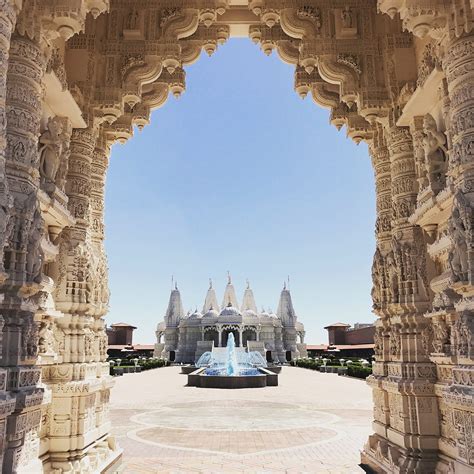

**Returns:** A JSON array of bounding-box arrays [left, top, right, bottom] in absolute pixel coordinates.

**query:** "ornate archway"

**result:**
[[0, 0, 473, 472]]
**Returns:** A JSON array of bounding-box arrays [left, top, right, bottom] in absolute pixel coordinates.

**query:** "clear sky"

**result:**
[[104, 39, 376, 345]]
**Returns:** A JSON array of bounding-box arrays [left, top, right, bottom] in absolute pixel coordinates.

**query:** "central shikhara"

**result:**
[[155, 278, 307, 364]]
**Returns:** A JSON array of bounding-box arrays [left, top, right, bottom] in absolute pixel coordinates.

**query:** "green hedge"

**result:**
[[139, 359, 169, 370], [293, 358, 372, 379], [347, 365, 372, 379], [108, 358, 169, 374]]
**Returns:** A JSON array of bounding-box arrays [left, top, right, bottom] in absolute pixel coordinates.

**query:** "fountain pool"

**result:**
[[187, 333, 278, 388]]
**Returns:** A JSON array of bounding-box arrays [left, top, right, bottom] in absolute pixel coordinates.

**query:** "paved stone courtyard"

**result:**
[[110, 366, 372, 473]]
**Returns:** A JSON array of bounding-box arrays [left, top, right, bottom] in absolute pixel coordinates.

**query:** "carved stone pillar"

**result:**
[[1, 5, 48, 470], [45, 127, 120, 472], [363, 124, 440, 472], [442, 33, 474, 472], [0, 0, 21, 282]]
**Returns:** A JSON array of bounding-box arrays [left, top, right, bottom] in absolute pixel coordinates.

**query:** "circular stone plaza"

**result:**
[[110, 366, 372, 473]]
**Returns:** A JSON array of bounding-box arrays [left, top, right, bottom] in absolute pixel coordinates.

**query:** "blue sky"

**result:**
[[104, 39, 376, 344]]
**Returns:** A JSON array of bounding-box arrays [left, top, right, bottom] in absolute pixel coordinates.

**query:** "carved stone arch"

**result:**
[[180, 42, 204, 66], [275, 40, 300, 66], [161, 8, 200, 40], [311, 80, 340, 110], [317, 56, 359, 108], [122, 56, 163, 108], [279, 7, 323, 40], [132, 83, 170, 130]]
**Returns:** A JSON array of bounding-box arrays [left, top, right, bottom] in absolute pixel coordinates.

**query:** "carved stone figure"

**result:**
[[38, 320, 55, 355], [385, 252, 399, 303], [448, 197, 470, 283], [25, 207, 44, 283], [341, 7, 353, 28], [389, 327, 401, 357], [433, 317, 450, 353], [0, 192, 14, 273], [374, 327, 383, 357], [126, 9, 139, 29], [422, 114, 447, 193], [39, 117, 64, 185], [453, 312, 474, 358]]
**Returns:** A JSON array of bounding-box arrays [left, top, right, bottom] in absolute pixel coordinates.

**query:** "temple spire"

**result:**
[[277, 282, 297, 327], [222, 273, 239, 308], [241, 280, 258, 313], [203, 278, 220, 313], [165, 284, 184, 327]]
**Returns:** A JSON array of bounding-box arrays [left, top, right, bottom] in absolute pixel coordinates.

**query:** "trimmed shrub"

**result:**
[[347, 365, 372, 379]]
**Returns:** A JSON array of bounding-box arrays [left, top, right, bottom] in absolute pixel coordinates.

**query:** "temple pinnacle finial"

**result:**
[[283, 281, 287, 290], [287, 275, 290, 290], [171, 274, 174, 290], [227, 271, 231, 284], [209, 278, 213, 289], [246, 278, 250, 289], [175, 280, 178, 290]]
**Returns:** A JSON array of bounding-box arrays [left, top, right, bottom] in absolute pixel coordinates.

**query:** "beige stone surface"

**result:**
[[110, 366, 372, 473]]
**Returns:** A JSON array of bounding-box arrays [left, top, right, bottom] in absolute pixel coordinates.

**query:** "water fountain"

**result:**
[[188, 333, 278, 388]]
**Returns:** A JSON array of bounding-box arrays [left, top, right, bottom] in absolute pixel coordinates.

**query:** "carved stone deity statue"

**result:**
[[389, 327, 401, 357], [126, 8, 139, 29], [453, 311, 474, 358], [341, 7, 353, 28], [373, 327, 383, 357], [38, 320, 55, 355], [422, 114, 447, 193], [0, 191, 14, 274], [39, 117, 64, 186], [386, 251, 399, 303], [448, 194, 471, 282], [26, 207, 44, 283], [371, 248, 383, 309], [55, 119, 72, 191], [433, 317, 450, 353]]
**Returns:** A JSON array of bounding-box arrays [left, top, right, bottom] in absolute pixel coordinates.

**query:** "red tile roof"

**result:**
[[306, 343, 374, 351], [110, 322, 137, 328], [323, 322, 351, 329]]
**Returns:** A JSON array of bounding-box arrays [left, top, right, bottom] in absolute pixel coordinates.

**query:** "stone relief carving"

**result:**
[[38, 321, 55, 355], [39, 116, 64, 186], [448, 192, 472, 283], [422, 114, 447, 193]]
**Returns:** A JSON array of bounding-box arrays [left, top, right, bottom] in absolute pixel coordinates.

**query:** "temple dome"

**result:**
[[189, 309, 202, 320], [268, 309, 278, 319], [219, 304, 240, 317], [203, 308, 219, 319], [243, 309, 258, 319]]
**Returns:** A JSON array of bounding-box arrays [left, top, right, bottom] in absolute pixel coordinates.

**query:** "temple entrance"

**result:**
[[285, 351, 292, 362], [222, 329, 240, 347], [169, 351, 176, 362], [266, 351, 273, 363], [204, 329, 219, 347], [242, 329, 257, 347]]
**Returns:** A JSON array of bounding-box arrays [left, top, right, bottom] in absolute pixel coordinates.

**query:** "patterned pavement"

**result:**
[[110, 366, 372, 473]]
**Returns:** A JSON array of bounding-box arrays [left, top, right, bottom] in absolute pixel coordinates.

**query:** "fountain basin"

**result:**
[[180, 365, 198, 374], [187, 367, 278, 389]]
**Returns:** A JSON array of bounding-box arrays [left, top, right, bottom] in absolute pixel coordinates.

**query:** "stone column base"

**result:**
[[44, 435, 122, 473], [361, 434, 440, 473]]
